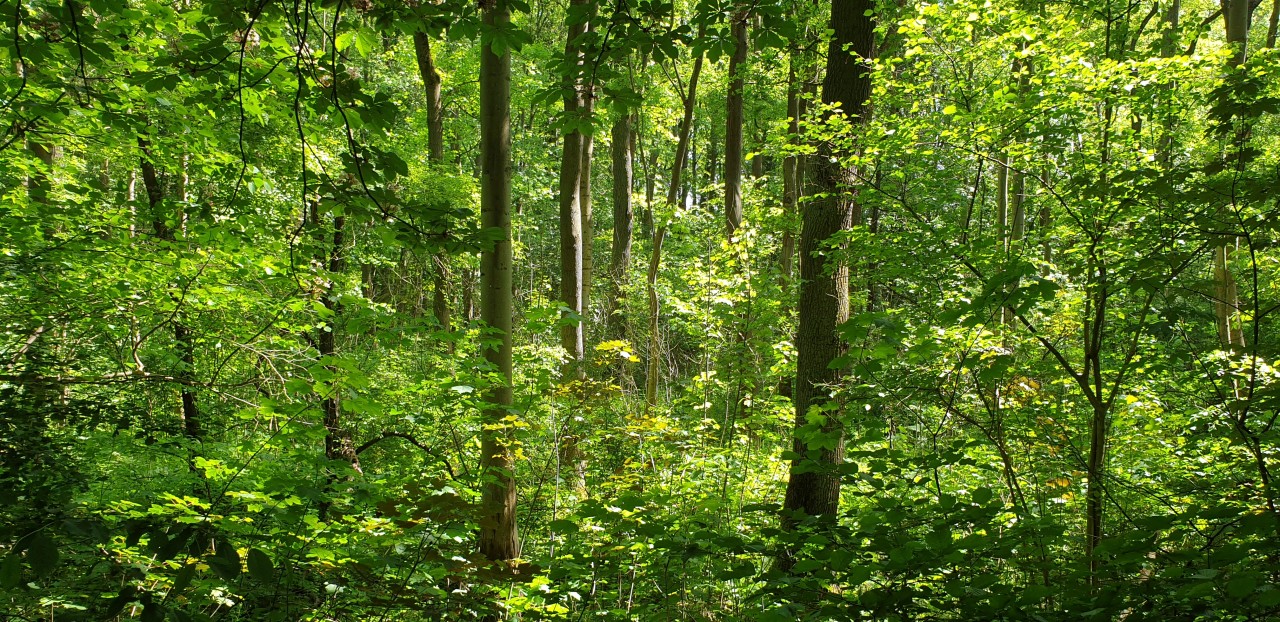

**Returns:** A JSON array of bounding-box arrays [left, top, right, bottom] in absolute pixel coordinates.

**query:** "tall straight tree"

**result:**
[[781, 0, 875, 523], [1214, 0, 1252, 352], [723, 10, 750, 237], [559, 0, 593, 375], [413, 29, 454, 344], [608, 110, 633, 341], [478, 0, 518, 562]]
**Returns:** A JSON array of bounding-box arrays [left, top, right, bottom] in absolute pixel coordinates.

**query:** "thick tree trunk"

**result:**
[[781, 0, 875, 528], [723, 12, 749, 237], [646, 48, 704, 410], [1268, 0, 1279, 47], [478, 0, 519, 563]]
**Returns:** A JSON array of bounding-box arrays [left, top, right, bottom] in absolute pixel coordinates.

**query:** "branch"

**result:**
[[355, 431, 457, 480]]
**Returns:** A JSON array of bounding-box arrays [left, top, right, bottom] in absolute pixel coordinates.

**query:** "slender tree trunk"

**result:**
[[646, 47, 704, 410], [559, 0, 591, 375], [723, 12, 749, 237], [478, 0, 519, 563], [139, 137, 202, 440], [413, 30, 455, 348], [609, 113, 634, 342], [582, 111, 596, 331], [781, 0, 875, 531], [1215, 0, 1251, 352], [413, 31, 446, 163]]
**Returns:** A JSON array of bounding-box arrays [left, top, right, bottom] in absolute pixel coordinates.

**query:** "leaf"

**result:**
[[335, 32, 356, 52], [0, 554, 20, 589], [247, 548, 274, 583], [208, 541, 241, 581], [355, 31, 378, 56], [26, 533, 59, 577], [102, 586, 137, 618], [141, 600, 166, 622], [1226, 574, 1257, 599], [171, 562, 198, 596]]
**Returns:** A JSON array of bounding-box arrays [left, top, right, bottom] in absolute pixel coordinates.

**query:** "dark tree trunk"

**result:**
[[781, 0, 875, 529], [646, 45, 704, 410], [139, 137, 202, 441], [723, 12, 749, 236], [608, 113, 634, 342]]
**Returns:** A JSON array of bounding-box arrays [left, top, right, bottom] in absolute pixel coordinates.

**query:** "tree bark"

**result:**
[[559, 0, 591, 376], [723, 12, 749, 237], [781, 0, 875, 528], [608, 113, 634, 342], [139, 137, 202, 441], [1215, 0, 1251, 352], [478, 0, 519, 563], [413, 30, 455, 346]]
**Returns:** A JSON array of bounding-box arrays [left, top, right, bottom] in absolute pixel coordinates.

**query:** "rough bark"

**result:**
[[723, 12, 749, 237], [413, 30, 454, 345], [478, 0, 519, 563], [781, 0, 875, 526]]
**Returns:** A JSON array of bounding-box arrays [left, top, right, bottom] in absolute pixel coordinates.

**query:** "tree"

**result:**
[[559, 0, 593, 375], [723, 10, 750, 237], [781, 0, 876, 523], [478, 0, 519, 562]]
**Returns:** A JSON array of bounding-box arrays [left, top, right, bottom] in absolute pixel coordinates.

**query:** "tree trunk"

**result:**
[[559, 0, 591, 376], [581, 112, 596, 332], [413, 31, 446, 163], [781, 0, 875, 528], [139, 137, 202, 441], [1215, 0, 1251, 352], [413, 30, 455, 347], [1268, 0, 1279, 48], [609, 113, 634, 342], [646, 46, 704, 410], [723, 12, 749, 237], [478, 0, 519, 563]]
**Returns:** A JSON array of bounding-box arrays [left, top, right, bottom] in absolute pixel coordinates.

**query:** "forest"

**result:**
[[1, 0, 1278, 619]]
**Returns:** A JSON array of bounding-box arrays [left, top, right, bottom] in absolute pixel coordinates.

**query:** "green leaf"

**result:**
[[171, 563, 198, 596], [247, 548, 274, 583], [208, 541, 241, 581], [355, 31, 378, 56], [1226, 574, 1257, 599], [26, 533, 59, 577], [0, 554, 20, 589]]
